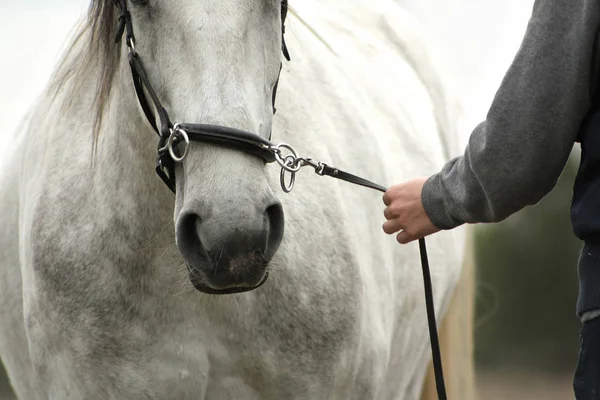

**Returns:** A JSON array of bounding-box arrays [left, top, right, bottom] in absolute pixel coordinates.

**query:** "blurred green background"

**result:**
[[471, 152, 582, 398], [474, 152, 581, 374]]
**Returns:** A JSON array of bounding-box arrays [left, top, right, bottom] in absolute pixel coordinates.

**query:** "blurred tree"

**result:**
[[474, 151, 582, 373]]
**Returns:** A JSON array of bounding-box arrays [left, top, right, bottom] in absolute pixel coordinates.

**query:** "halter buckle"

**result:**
[[127, 36, 136, 55], [155, 157, 176, 193]]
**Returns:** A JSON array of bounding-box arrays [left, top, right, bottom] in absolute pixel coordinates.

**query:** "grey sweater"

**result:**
[[422, 0, 600, 230]]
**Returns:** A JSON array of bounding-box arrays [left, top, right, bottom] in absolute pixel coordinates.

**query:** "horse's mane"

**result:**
[[48, 0, 119, 145]]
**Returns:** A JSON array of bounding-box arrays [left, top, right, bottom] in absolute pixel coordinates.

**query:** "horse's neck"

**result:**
[[82, 73, 183, 286], [95, 60, 174, 218], [27, 43, 178, 264]]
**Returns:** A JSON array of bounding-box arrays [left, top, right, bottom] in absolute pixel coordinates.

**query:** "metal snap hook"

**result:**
[[167, 125, 190, 162]]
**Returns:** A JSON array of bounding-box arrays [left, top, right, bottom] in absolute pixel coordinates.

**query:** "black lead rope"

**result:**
[[420, 238, 447, 399], [271, 151, 448, 398], [322, 169, 447, 400], [112, 0, 447, 397]]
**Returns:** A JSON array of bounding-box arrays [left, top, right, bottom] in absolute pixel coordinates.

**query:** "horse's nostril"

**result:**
[[176, 212, 205, 262], [265, 202, 284, 259]]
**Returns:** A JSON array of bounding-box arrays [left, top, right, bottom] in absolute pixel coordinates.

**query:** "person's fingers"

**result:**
[[382, 218, 404, 235], [383, 206, 396, 220], [382, 192, 392, 206], [396, 230, 416, 244]]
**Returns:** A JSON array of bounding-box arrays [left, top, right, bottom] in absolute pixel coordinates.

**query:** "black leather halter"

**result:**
[[112, 1, 448, 398], [113, 0, 290, 192]]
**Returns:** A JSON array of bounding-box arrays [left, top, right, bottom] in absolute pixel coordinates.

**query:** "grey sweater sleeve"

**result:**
[[422, 0, 600, 230]]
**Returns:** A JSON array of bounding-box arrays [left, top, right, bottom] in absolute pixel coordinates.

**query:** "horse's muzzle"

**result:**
[[175, 202, 284, 294]]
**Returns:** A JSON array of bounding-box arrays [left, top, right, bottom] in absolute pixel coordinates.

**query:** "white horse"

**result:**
[[0, 0, 474, 398]]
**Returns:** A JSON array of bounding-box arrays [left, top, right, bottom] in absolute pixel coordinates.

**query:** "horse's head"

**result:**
[[121, 0, 289, 294]]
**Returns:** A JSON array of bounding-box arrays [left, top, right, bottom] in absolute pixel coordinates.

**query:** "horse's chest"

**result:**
[[25, 299, 364, 399], [24, 247, 364, 399], [22, 191, 375, 398]]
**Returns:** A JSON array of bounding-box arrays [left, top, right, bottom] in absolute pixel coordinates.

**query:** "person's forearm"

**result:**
[[422, 0, 600, 229]]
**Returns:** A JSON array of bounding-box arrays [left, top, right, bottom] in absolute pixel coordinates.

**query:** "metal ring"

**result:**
[[280, 167, 296, 193], [273, 143, 302, 173], [168, 126, 190, 162]]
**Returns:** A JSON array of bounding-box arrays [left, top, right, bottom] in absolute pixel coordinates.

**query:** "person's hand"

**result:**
[[382, 177, 440, 244]]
